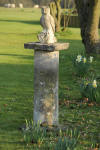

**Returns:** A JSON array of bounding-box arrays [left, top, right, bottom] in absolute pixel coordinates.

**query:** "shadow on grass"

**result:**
[[0, 63, 34, 147], [0, 19, 40, 25], [0, 53, 34, 60], [0, 63, 34, 131]]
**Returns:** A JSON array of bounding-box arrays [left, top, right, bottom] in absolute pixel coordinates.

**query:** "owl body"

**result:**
[[38, 7, 57, 44], [40, 15, 52, 31]]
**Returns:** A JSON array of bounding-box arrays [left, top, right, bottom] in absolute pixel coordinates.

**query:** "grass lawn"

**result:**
[[0, 7, 100, 150]]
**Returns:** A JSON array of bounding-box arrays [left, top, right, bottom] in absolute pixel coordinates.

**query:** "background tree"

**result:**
[[50, 0, 61, 32], [61, 0, 75, 8], [75, 0, 100, 54], [62, 0, 76, 31]]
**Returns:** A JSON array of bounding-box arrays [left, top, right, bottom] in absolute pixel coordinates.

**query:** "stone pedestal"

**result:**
[[24, 42, 69, 126]]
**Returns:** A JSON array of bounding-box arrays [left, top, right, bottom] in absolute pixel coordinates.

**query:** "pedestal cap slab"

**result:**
[[24, 42, 69, 51]]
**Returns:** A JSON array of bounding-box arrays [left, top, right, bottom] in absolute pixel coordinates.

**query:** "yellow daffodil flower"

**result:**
[[92, 80, 97, 88], [83, 58, 86, 63]]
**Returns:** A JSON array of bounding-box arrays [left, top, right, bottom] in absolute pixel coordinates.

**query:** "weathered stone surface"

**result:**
[[34, 51, 59, 125], [38, 7, 57, 44], [24, 42, 69, 126], [24, 42, 69, 52]]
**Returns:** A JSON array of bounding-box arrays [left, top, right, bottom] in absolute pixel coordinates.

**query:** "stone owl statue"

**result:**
[[38, 7, 57, 44]]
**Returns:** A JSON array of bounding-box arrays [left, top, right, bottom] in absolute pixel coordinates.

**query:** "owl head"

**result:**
[[41, 7, 50, 15]]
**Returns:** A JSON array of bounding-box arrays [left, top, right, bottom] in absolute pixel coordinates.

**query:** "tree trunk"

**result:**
[[50, 0, 61, 32], [75, 0, 100, 53]]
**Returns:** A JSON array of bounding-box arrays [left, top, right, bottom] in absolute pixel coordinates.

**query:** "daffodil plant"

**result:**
[[23, 120, 47, 144], [73, 55, 93, 77], [80, 79, 99, 102]]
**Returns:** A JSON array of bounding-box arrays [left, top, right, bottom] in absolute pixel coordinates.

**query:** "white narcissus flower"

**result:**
[[83, 57, 86, 63], [92, 80, 97, 88], [90, 56, 93, 63], [77, 55, 82, 60], [76, 55, 82, 62]]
